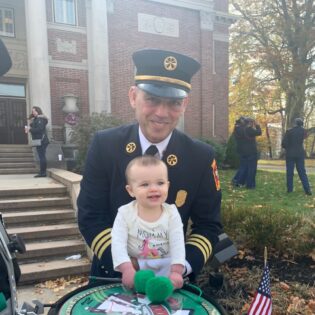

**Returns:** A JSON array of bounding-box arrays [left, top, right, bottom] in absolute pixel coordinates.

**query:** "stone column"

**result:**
[[24, 0, 52, 124], [86, 0, 111, 113]]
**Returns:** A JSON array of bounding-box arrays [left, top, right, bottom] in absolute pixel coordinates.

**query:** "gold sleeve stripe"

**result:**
[[94, 233, 112, 256], [91, 228, 111, 252], [186, 237, 210, 259], [186, 242, 207, 263], [97, 239, 112, 259], [186, 234, 212, 261]]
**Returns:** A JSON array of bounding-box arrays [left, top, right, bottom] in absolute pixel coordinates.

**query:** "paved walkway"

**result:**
[[258, 164, 315, 174]]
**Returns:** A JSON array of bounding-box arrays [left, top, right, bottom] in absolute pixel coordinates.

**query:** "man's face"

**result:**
[[129, 87, 188, 143]]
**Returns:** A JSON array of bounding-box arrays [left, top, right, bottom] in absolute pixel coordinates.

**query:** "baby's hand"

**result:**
[[122, 268, 136, 289], [118, 262, 136, 289], [169, 271, 184, 289]]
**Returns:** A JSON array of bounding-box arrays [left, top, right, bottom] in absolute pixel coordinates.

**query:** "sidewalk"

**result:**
[[257, 160, 315, 174]]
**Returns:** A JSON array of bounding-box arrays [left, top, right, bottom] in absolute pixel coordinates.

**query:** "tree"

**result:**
[[230, 0, 315, 129]]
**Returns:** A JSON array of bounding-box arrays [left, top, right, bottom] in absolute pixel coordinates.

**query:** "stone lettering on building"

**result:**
[[56, 38, 77, 54], [138, 13, 179, 38], [8, 49, 28, 71]]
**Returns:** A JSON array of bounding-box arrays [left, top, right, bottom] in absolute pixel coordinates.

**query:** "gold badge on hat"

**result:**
[[126, 142, 136, 153], [166, 154, 178, 166], [164, 56, 177, 71], [175, 190, 187, 207]]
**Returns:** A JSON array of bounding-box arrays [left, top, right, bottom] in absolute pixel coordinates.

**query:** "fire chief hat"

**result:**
[[132, 49, 200, 99]]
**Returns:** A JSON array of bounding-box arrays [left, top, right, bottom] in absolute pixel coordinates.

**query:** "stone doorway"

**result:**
[[0, 97, 28, 144]]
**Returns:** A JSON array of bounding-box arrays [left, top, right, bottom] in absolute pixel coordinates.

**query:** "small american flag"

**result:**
[[247, 264, 272, 315]]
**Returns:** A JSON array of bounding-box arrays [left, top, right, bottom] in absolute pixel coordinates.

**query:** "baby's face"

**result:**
[[126, 163, 169, 209]]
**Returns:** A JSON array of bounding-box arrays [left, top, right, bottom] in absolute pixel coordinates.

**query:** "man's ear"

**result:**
[[126, 184, 135, 198], [128, 86, 137, 109]]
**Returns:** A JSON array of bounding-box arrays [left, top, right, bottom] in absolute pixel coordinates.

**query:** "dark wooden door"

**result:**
[[0, 98, 27, 144]]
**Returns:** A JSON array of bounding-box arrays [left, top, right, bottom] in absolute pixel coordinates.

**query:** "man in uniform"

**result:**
[[78, 49, 223, 281]]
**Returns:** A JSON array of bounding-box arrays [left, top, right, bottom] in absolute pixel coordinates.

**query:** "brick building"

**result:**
[[0, 0, 234, 146]]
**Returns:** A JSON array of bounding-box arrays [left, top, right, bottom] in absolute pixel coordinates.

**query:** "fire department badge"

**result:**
[[175, 190, 187, 207]]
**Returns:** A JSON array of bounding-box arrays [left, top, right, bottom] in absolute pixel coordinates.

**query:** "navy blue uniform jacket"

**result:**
[[77, 124, 222, 278]]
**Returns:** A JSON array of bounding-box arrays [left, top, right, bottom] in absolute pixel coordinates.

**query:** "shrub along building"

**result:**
[[0, 0, 234, 148]]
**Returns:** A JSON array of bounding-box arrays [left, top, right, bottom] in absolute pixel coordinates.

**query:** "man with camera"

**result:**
[[232, 117, 262, 189]]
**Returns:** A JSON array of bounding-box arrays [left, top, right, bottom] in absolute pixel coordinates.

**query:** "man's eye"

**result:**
[[146, 97, 160, 105]]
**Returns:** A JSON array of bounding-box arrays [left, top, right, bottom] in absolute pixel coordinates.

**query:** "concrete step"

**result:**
[[7, 223, 80, 241], [0, 185, 67, 198], [0, 152, 33, 158], [17, 239, 86, 261], [0, 162, 36, 168], [0, 157, 34, 163], [0, 196, 71, 210], [0, 145, 33, 153], [2, 209, 75, 225], [19, 257, 91, 284], [0, 168, 37, 175]]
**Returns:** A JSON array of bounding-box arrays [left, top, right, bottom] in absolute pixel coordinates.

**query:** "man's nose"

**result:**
[[154, 103, 169, 116]]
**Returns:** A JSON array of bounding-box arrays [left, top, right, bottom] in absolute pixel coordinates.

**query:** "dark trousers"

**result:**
[[233, 154, 258, 188], [285, 157, 310, 193], [36, 143, 48, 175]]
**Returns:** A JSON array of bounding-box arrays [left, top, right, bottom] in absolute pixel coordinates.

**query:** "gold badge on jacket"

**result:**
[[211, 159, 220, 191], [126, 142, 136, 153], [175, 190, 187, 207], [166, 154, 178, 166]]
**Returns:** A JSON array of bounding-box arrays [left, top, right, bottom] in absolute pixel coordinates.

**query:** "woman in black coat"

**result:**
[[27, 106, 50, 177]]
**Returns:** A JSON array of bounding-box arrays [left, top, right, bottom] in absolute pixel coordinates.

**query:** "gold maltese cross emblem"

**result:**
[[166, 154, 178, 166], [164, 56, 177, 71], [126, 142, 136, 153]]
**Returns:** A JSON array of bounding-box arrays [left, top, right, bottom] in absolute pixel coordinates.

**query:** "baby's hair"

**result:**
[[125, 155, 168, 184]]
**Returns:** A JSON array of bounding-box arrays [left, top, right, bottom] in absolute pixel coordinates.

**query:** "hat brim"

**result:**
[[137, 83, 188, 99]]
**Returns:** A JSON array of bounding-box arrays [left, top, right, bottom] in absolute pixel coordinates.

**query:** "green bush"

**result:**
[[224, 134, 240, 169], [200, 138, 226, 168], [70, 112, 122, 172], [221, 204, 315, 257]]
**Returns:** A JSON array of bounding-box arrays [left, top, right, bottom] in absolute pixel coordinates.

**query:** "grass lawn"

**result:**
[[199, 168, 315, 314], [220, 169, 315, 215]]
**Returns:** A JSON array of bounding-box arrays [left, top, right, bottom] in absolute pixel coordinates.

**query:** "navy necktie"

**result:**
[[145, 145, 158, 156]]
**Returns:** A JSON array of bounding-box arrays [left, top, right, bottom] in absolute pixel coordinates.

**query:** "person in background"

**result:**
[[111, 155, 185, 289], [281, 118, 312, 195], [26, 106, 50, 177], [232, 117, 262, 189], [77, 49, 223, 282], [232, 116, 247, 187]]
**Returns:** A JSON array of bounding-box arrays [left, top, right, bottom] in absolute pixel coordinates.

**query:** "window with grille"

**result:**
[[0, 7, 15, 37], [53, 0, 76, 25]]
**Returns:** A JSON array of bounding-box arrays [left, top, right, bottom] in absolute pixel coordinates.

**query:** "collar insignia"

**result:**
[[166, 154, 178, 166], [164, 56, 177, 71], [126, 142, 136, 153]]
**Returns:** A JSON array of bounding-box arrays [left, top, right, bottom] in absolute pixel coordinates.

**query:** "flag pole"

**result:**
[[264, 246, 267, 267]]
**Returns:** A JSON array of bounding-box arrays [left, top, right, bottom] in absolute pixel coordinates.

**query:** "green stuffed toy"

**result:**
[[134, 270, 174, 304]]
